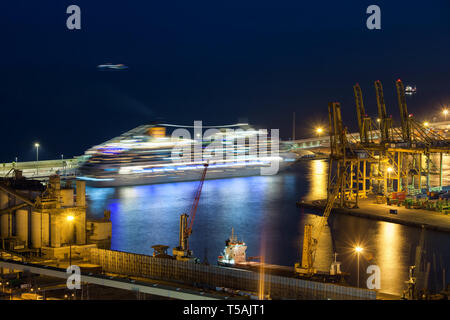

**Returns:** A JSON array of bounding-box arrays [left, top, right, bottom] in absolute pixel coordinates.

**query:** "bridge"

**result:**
[[289, 120, 450, 151], [0, 158, 80, 180]]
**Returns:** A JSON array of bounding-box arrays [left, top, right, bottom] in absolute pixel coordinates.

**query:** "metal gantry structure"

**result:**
[[172, 163, 209, 261], [328, 79, 450, 207], [296, 79, 449, 278]]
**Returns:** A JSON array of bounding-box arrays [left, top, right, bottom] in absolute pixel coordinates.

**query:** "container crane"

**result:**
[[374, 80, 392, 144], [396, 79, 412, 143], [353, 83, 372, 144], [294, 171, 344, 278], [296, 102, 350, 280], [173, 163, 209, 261]]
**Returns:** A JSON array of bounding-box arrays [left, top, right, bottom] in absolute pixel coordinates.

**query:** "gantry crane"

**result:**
[[353, 83, 372, 144], [172, 163, 209, 261], [296, 103, 349, 278], [295, 171, 344, 277], [396, 79, 412, 143], [374, 80, 393, 144]]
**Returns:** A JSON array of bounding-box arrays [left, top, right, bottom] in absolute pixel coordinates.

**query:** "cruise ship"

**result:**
[[78, 123, 300, 187]]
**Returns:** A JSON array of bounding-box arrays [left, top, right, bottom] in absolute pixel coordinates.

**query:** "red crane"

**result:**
[[172, 163, 209, 261]]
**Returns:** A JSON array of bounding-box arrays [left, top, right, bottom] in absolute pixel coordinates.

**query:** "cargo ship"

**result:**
[[217, 229, 299, 278], [78, 123, 300, 187], [218, 229, 349, 283]]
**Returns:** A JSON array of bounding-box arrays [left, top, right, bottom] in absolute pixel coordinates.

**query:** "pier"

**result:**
[[298, 197, 450, 234]]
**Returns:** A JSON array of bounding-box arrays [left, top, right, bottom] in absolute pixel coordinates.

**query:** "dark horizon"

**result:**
[[2, 1, 450, 162]]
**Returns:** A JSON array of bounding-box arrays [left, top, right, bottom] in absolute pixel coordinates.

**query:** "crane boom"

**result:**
[[295, 171, 344, 276], [396, 79, 411, 143], [353, 83, 367, 143], [353, 84, 372, 144], [186, 163, 209, 237], [173, 163, 209, 261], [374, 80, 392, 143]]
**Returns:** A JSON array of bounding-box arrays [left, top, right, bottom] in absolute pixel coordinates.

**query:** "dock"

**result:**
[[297, 197, 450, 233]]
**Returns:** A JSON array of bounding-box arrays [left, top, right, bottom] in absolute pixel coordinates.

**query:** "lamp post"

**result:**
[[443, 109, 448, 121], [61, 154, 65, 176], [316, 127, 323, 137], [34, 143, 40, 175], [387, 167, 393, 192], [355, 246, 363, 288], [67, 215, 74, 266]]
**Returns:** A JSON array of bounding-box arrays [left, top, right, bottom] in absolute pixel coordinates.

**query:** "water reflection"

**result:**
[[86, 160, 450, 296], [376, 223, 404, 295], [304, 159, 327, 201]]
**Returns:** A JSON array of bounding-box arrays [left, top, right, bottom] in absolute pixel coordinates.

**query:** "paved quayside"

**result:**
[[298, 197, 450, 233]]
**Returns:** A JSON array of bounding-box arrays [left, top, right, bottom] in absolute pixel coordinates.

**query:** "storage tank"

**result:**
[[42, 212, 50, 246], [0, 191, 8, 209], [31, 211, 42, 248], [61, 189, 74, 207], [75, 214, 86, 245], [50, 214, 61, 247], [76, 180, 86, 207], [0, 213, 11, 238], [15, 209, 28, 243], [0, 191, 10, 237]]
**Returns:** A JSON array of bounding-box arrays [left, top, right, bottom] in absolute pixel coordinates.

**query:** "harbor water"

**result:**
[[86, 159, 450, 296]]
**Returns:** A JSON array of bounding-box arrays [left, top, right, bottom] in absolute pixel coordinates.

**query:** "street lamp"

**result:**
[[34, 143, 40, 174], [61, 154, 65, 176], [387, 167, 393, 192], [443, 109, 449, 121], [316, 127, 323, 137], [67, 215, 74, 266], [423, 122, 429, 127], [355, 246, 363, 288]]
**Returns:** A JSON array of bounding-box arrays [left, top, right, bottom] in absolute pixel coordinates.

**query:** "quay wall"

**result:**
[[89, 248, 376, 300]]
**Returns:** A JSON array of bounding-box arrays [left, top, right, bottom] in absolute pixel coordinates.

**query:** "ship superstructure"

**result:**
[[217, 228, 247, 266], [78, 123, 299, 187]]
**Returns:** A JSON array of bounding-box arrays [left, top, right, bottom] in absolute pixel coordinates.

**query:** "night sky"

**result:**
[[2, 1, 450, 161]]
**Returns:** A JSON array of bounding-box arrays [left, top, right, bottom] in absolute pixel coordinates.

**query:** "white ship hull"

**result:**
[[79, 159, 296, 188]]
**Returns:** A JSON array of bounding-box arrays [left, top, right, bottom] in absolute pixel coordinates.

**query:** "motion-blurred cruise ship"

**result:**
[[78, 123, 299, 187]]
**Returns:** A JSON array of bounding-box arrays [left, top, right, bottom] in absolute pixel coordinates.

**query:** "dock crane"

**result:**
[[396, 79, 412, 143], [294, 171, 344, 278], [295, 102, 349, 279], [172, 163, 209, 261], [353, 83, 372, 144], [374, 80, 393, 144]]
